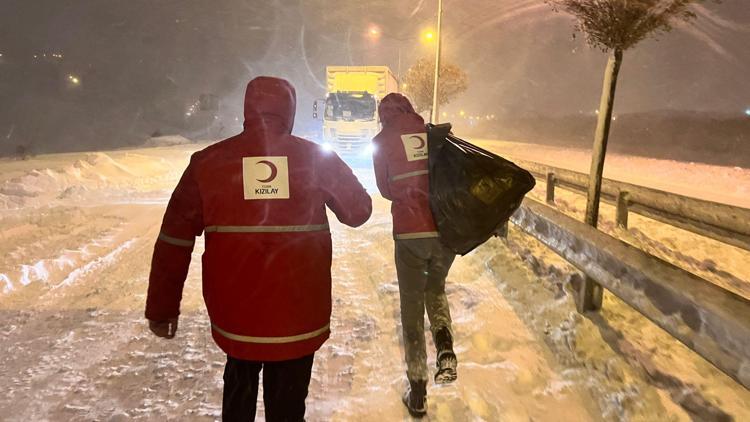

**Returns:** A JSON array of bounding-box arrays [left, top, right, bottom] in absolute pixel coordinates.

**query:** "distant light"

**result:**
[[401, 83, 408, 89], [68, 75, 80, 85], [0, 53, 3, 57], [745, 108, 750, 117], [459, 110, 465, 117], [364, 143, 376, 155], [424, 31, 434, 41], [322, 143, 334, 152], [367, 25, 381, 40], [442, 112, 447, 117]]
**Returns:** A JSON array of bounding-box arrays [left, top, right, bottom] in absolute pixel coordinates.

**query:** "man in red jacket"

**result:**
[[372, 93, 457, 418], [145, 76, 372, 422]]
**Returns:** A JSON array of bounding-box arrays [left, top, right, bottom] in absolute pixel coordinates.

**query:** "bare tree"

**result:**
[[402, 57, 468, 114], [547, 0, 716, 311]]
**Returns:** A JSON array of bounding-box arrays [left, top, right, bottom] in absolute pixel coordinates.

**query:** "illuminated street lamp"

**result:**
[[68, 74, 81, 85], [367, 24, 381, 40], [368, 28, 433, 84]]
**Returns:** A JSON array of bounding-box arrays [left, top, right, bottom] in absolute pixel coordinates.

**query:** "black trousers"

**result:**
[[222, 353, 315, 422]]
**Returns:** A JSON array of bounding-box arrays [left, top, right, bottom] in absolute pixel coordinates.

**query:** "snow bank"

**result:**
[[144, 135, 193, 147], [474, 138, 750, 209], [0, 231, 123, 293], [0, 151, 180, 209]]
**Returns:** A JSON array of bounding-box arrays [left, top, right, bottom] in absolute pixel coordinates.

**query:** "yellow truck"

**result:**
[[317, 66, 399, 156]]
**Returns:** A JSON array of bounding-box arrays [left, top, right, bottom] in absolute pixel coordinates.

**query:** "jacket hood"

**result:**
[[378, 93, 421, 128], [243, 76, 296, 134]]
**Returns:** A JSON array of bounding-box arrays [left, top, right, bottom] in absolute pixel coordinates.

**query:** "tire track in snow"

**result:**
[[50, 238, 136, 290], [0, 207, 127, 295], [306, 213, 407, 420], [0, 204, 181, 421]]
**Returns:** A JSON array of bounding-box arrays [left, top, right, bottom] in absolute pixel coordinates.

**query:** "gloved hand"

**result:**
[[148, 317, 179, 339]]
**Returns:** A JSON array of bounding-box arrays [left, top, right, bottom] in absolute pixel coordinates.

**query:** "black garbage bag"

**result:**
[[427, 123, 535, 255]]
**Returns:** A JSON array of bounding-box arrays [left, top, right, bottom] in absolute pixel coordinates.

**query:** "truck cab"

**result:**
[[322, 91, 378, 156], [316, 66, 399, 157]]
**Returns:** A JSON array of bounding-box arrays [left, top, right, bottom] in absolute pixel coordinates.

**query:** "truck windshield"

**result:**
[[325, 92, 376, 121]]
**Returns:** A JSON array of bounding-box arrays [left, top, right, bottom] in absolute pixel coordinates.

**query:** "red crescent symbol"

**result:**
[[410, 135, 426, 149], [256, 160, 278, 183]]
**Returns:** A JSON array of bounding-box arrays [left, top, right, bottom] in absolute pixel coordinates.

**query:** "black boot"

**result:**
[[434, 327, 457, 384], [402, 378, 427, 418]]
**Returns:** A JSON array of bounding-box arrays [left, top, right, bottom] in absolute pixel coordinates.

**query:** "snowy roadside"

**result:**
[[475, 138, 750, 299], [478, 232, 750, 421], [0, 143, 748, 421], [471, 139, 750, 418], [473, 138, 750, 209]]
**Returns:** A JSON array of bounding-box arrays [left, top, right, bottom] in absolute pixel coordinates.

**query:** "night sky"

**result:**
[[1, 0, 748, 153]]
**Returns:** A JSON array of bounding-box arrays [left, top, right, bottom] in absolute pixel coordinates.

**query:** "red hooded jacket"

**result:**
[[372, 93, 437, 239], [145, 77, 372, 361]]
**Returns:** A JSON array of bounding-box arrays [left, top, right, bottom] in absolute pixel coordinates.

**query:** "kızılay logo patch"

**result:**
[[401, 132, 428, 162], [242, 156, 290, 200]]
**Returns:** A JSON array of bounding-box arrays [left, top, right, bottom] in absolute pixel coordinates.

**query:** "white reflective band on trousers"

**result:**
[[158, 232, 195, 248], [212, 323, 330, 344], [394, 232, 439, 240], [204, 224, 330, 233], [390, 169, 429, 182]]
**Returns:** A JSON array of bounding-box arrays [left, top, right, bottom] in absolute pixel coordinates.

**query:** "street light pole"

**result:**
[[430, 0, 444, 123], [397, 46, 402, 83]]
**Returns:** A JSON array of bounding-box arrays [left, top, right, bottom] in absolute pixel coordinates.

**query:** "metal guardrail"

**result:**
[[512, 159, 750, 251], [510, 199, 750, 390]]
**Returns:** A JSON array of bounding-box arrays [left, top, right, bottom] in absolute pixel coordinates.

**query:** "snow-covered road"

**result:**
[[0, 143, 748, 421]]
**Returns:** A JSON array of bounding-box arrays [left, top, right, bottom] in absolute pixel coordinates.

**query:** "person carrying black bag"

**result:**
[[372, 93, 457, 418]]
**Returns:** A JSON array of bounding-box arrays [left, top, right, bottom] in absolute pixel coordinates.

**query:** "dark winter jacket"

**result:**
[[145, 76, 372, 361], [372, 93, 437, 239]]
